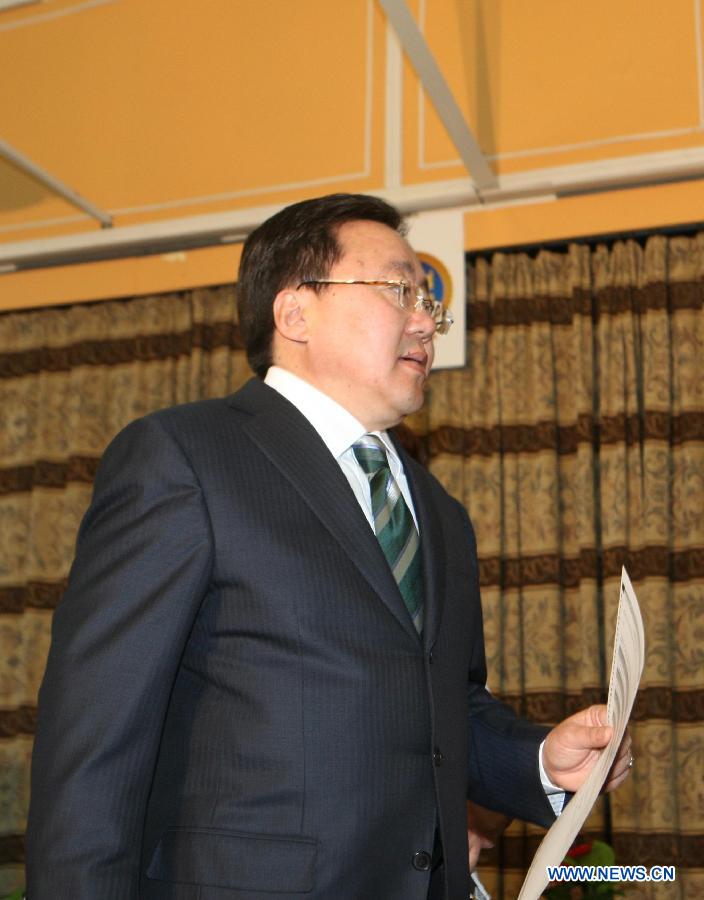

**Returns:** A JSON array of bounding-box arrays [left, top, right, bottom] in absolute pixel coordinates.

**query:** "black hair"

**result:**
[[237, 193, 405, 377]]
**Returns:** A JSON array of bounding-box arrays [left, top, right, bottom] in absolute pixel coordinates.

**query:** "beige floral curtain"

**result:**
[[405, 234, 704, 898], [0, 285, 248, 894], [1, 233, 702, 897]]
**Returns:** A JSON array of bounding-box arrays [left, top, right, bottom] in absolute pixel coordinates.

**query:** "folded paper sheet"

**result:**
[[517, 567, 645, 900]]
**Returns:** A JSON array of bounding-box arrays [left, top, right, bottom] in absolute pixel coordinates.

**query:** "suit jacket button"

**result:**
[[428, 650, 434, 664], [433, 748, 444, 766], [412, 850, 432, 871]]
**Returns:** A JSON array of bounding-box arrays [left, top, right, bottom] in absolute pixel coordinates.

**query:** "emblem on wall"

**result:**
[[417, 251, 453, 311], [408, 210, 465, 369]]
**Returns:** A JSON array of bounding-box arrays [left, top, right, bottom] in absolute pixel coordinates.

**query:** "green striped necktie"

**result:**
[[353, 434, 424, 634]]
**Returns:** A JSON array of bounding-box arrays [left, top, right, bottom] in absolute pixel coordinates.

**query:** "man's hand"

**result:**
[[466, 801, 512, 872], [543, 704, 633, 794], [467, 827, 495, 872]]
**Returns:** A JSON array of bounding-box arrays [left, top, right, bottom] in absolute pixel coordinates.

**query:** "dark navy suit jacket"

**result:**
[[27, 377, 555, 899]]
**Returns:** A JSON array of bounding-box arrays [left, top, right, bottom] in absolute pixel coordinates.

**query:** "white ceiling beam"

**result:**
[[2, 147, 704, 273], [0, 0, 40, 10], [378, 0, 497, 191], [0, 138, 113, 228]]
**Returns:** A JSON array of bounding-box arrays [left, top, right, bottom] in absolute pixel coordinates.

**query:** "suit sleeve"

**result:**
[[26, 414, 214, 899], [459, 504, 557, 828]]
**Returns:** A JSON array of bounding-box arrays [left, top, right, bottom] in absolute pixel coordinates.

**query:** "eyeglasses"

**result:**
[[296, 278, 454, 335]]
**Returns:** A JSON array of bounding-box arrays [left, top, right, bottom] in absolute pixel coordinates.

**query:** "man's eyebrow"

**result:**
[[383, 259, 418, 279]]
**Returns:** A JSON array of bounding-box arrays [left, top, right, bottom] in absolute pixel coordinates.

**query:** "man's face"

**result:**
[[299, 219, 436, 431]]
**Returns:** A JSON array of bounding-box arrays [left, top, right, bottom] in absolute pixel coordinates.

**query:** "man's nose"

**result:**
[[405, 304, 436, 339]]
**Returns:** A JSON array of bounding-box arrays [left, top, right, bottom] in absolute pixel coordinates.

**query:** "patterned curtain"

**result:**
[[0, 285, 247, 894], [404, 234, 704, 898], [1, 233, 702, 897]]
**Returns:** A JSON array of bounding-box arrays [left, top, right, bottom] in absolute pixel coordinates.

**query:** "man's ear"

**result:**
[[273, 288, 310, 343]]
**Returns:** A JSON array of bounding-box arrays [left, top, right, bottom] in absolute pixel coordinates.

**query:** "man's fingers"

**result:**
[[609, 750, 631, 779], [602, 734, 634, 792], [604, 759, 632, 792], [544, 708, 635, 793], [590, 724, 613, 748], [570, 722, 613, 750]]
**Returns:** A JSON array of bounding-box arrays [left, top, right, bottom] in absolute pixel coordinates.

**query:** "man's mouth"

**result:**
[[399, 350, 429, 372]]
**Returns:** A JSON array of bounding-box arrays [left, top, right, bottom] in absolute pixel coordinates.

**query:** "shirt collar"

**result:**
[[264, 366, 399, 463]]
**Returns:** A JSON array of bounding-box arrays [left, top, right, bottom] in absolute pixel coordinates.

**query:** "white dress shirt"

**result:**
[[264, 365, 418, 530], [263, 365, 564, 814]]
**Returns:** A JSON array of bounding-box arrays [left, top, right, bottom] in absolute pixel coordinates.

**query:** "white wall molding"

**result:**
[[384, 18, 403, 189]]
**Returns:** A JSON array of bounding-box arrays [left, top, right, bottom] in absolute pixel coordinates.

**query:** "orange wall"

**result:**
[[2, 0, 704, 310]]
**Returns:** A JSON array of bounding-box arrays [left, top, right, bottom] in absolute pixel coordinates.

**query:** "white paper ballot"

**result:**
[[516, 567, 645, 900]]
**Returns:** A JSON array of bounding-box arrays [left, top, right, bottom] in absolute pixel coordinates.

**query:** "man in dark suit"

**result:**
[[27, 194, 632, 899]]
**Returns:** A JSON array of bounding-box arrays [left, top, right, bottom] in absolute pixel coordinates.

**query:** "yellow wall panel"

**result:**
[[3, 0, 704, 308], [0, 244, 242, 311], [0, 0, 386, 231], [464, 179, 704, 251], [404, 0, 704, 181]]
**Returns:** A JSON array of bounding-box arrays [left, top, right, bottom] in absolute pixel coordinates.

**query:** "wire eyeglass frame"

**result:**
[[297, 278, 454, 335]]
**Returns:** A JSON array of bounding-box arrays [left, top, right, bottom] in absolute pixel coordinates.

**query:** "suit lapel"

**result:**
[[228, 379, 419, 641], [391, 435, 447, 651]]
